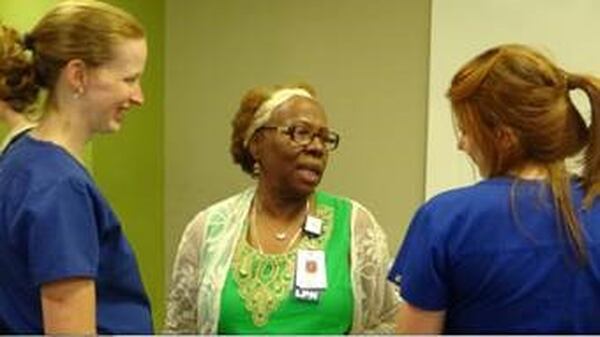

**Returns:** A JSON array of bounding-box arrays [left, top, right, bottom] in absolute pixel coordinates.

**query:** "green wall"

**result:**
[[0, 0, 165, 329], [94, 0, 165, 328], [0, 1, 56, 29]]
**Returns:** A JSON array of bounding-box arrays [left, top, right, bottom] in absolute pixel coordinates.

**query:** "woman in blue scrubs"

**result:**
[[0, 1, 152, 334], [389, 44, 600, 333]]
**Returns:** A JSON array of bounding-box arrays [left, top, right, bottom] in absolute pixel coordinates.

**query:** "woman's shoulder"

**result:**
[[182, 188, 254, 235], [316, 190, 383, 233], [1, 139, 96, 202], [409, 179, 517, 237], [200, 187, 255, 215], [3, 135, 89, 183], [316, 190, 373, 217], [316, 190, 368, 208], [424, 178, 511, 210]]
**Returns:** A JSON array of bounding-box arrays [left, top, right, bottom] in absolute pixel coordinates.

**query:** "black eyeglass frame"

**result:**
[[258, 124, 340, 151]]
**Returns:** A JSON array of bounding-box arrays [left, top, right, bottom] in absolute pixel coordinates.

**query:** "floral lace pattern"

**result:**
[[349, 203, 399, 333], [164, 188, 400, 334], [231, 205, 333, 326]]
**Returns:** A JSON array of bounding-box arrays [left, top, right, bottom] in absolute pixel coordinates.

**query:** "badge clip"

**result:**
[[303, 215, 323, 237]]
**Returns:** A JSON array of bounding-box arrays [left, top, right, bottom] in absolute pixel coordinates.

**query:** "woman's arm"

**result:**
[[164, 212, 205, 333], [396, 301, 445, 334], [41, 277, 95, 335], [351, 201, 401, 333]]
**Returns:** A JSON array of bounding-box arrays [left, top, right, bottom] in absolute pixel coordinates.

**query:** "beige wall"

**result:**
[[165, 0, 431, 279]]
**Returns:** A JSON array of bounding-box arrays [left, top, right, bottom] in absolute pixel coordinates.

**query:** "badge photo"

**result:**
[[295, 249, 327, 290]]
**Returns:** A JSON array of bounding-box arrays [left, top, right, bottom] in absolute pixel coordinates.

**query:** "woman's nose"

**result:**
[[130, 83, 144, 106]]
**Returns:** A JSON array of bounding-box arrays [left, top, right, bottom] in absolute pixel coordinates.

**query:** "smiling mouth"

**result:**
[[115, 110, 124, 119], [116, 106, 129, 117]]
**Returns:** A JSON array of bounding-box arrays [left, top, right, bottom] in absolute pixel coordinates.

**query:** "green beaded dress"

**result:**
[[218, 191, 354, 334]]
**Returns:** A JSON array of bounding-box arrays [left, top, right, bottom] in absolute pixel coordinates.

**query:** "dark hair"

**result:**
[[230, 83, 317, 175], [0, 25, 39, 113], [447, 44, 600, 263]]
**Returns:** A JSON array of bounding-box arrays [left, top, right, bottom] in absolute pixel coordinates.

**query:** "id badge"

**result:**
[[295, 249, 327, 290], [303, 215, 323, 237]]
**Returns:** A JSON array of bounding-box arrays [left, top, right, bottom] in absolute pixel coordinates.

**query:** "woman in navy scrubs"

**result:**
[[389, 44, 600, 333], [0, 0, 152, 334]]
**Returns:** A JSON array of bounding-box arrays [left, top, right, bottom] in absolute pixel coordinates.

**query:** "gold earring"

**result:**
[[252, 162, 261, 177], [73, 87, 84, 99]]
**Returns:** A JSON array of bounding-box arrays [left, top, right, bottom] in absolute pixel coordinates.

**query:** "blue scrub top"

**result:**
[[0, 135, 153, 334], [389, 177, 600, 333]]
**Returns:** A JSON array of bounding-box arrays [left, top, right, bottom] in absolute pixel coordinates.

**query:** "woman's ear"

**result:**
[[63, 59, 88, 96]]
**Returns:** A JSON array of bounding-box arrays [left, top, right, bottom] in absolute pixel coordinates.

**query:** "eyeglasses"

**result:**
[[259, 124, 340, 151]]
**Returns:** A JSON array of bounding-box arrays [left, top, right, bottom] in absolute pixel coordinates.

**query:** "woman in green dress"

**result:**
[[165, 83, 399, 334]]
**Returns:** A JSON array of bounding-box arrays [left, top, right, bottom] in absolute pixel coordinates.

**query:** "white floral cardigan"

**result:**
[[164, 188, 400, 334]]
